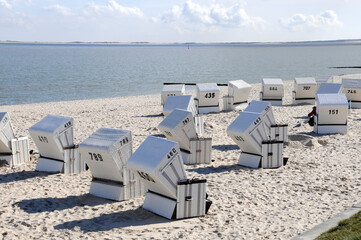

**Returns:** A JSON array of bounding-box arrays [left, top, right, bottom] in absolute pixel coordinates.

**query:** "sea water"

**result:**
[[1, 42, 361, 105]]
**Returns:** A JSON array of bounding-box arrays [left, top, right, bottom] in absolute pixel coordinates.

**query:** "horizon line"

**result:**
[[1, 38, 361, 46]]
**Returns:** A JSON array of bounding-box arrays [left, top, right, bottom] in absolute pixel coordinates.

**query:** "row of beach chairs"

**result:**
[[0, 113, 211, 219], [0, 100, 288, 220], [0, 76, 355, 220], [161, 77, 361, 110]]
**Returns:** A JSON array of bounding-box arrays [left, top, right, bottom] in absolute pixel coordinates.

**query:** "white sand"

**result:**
[[0, 74, 360, 239]]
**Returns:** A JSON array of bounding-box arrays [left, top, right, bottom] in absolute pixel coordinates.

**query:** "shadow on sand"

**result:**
[[296, 131, 329, 137], [293, 116, 309, 119], [54, 207, 171, 232], [151, 134, 166, 138], [212, 144, 239, 151], [187, 164, 255, 175], [0, 170, 54, 184], [288, 134, 313, 142], [14, 194, 113, 214], [135, 113, 163, 118]]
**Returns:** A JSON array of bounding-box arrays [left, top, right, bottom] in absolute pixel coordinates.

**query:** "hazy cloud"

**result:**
[[0, 13, 24, 26], [43, 4, 72, 16], [84, 0, 143, 18], [160, 1, 265, 29], [0, 0, 13, 9], [0, 7, 30, 29], [280, 10, 342, 31]]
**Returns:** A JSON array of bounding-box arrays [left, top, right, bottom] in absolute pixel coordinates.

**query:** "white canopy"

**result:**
[[227, 111, 268, 155], [315, 76, 332, 83], [29, 115, 74, 160], [317, 93, 348, 106], [161, 84, 185, 105], [228, 80, 252, 104], [244, 100, 276, 132], [158, 109, 197, 151], [262, 78, 283, 86], [342, 78, 361, 88], [163, 95, 196, 117], [162, 84, 185, 93], [79, 128, 132, 183], [196, 83, 220, 92], [317, 83, 343, 95]]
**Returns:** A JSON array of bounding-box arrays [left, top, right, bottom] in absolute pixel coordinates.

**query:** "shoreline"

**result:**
[[0, 73, 357, 108], [0, 76, 361, 239]]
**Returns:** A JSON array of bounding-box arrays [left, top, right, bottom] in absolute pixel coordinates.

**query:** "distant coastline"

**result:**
[[1, 39, 361, 47]]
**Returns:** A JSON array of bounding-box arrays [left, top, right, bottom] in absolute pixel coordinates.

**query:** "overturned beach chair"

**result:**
[[314, 94, 348, 135], [227, 103, 287, 168], [342, 78, 361, 108], [292, 77, 317, 105], [79, 128, 145, 201], [161, 84, 185, 106], [223, 80, 252, 111], [158, 109, 212, 165], [260, 78, 284, 106], [128, 136, 212, 219], [0, 112, 29, 167], [196, 83, 220, 114], [29, 115, 85, 173], [163, 95, 198, 117]]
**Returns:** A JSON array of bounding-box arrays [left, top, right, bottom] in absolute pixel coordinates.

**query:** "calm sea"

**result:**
[[1, 42, 361, 105]]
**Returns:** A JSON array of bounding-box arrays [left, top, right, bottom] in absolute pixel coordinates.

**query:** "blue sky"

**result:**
[[0, 0, 360, 42]]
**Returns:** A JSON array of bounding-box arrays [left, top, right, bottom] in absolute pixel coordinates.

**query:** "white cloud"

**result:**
[[159, 1, 265, 29], [161, 6, 182, 23], [280, 10, 342, 31], [0, 0, 13, 9], [43, 4, 72, 16], [0, 6, 31, 29], [0, 13, 25, 26], [85, 0, 143, 18]]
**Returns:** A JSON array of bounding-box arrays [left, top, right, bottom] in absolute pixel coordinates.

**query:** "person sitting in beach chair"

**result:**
[[307, 106, 317, 126]]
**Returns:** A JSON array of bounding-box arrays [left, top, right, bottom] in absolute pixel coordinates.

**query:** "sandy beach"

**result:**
[[0, 74, 360, 239]]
